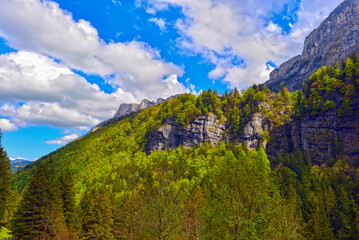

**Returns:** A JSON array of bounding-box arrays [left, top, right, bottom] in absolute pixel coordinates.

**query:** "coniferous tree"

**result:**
[[0, 129, 12, 226], [59, 168, 77, 227], [59, 168, 79, 238], [10, 159, 64, 239], [81, 186, 114, 240]]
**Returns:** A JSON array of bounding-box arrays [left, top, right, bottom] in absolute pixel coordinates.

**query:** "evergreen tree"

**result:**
[[59, 168, 77, 227], [0, 130, 11, 226], [81, 186, 114, 240], [10, 159, 64, 239]]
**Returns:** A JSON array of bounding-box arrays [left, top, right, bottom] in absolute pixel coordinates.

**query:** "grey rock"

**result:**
[[264, 0, 359, 92], [91, 95, 177, 132], [145, 111, 272, 154], [113, 103, 141, 119], [114, 99, 156, 119], [241, 113, 270, 149], [266, 98, 359, 165], [145, 113, 226, 153]]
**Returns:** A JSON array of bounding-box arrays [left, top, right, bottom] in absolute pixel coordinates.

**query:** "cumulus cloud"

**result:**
[[0, 118, 17, 131], [148, 17, 167, 31], [45, 133, 79, 145], [0, 0, 190, 129], [0, 51, 137, 128], [142, 0, 342, 88], [0, 0, 186, 101]]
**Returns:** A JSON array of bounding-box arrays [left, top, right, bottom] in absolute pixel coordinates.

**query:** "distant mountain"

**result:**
[[91, 95, 179, 132], [10, 158, 32, 174], [10, 158, 32, 167], [264, 0, 359, 92]]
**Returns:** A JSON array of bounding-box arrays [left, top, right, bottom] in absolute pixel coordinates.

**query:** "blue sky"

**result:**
[[0, 0, 342, 160]]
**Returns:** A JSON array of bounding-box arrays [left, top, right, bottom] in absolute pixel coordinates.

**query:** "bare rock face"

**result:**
[[91, 98, 167, 132], [241, 113, 271, 149], [267, 100, 359, 165], [264, 0, 359, 92], [113, 103, 141, 119], [145, 113, 226, 153], [114, 99, 163, 119], [145, 112, 272, 153]]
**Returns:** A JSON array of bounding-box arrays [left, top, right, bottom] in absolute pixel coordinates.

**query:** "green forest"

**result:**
[[2, 55, 359, 239]]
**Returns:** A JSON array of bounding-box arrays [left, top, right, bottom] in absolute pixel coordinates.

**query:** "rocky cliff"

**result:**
[[114, 98, 165, 119], [91, 96, 174, 132], [267, 98, 359, 165], [264, 0, 359, 92], [145, 111, 272, 154], [145, 113, 226, 153]]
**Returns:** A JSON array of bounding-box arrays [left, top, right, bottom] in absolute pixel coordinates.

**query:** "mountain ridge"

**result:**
[[264, 0, 359, 92], [91, 95, 179, 132]]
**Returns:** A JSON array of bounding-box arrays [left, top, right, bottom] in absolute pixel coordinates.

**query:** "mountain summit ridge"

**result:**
[[265, 0, 359, 92]]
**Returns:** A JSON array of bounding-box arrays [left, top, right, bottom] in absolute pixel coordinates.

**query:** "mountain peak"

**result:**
[[264, 0, 359, 92]]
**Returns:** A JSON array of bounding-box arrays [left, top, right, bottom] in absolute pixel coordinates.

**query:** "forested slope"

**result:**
[[7, 55, 359, 239]]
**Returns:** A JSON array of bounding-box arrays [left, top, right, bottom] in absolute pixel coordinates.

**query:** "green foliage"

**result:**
[[10, 159, 65, 239], [276, 150, 359, 240], [10, 55, 359, 239], [59, 168, 78, 230], [298, 54, 359, 117], [81, 186, 114, 240], [0, 226, 11, 239], [0, 130, 11, 227]]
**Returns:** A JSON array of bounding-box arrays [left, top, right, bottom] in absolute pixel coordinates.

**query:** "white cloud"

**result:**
[[148, 17, 167, 31], [0, 118, 17, 131], [0, 51, 137, 128], [0, 0, 187, 101], [45, 133, 79, 145], [0, 0, 190, 129], [142, 0, 342, 88]]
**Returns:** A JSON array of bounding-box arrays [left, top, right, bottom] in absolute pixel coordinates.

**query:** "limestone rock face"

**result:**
[[267, 99, 359, 165], [114, 99, 163, 119], [264, 0, 359, 92], [91, 97, 167, 132], [145, 112, 272, 153], [113, 103, 141, 119], [145, 114, 226, 153], [241, 113, 270, 149]]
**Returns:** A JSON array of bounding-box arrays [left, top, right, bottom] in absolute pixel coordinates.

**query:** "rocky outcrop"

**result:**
[[267, 100, 359, 165], [241, 113, 271, 149], [264, 0, 359, 92], [91, 96, 176, 132], [145, 112, 272, 153], [145, 114, 226, 153], [114, 98, 165, 119]]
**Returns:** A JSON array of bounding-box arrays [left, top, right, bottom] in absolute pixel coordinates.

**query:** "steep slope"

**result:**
[[13, 86, 293, 191], [11, 57, 359, 240], [264, 0, 359, 92], [91, 95, 181, 132], [267, 57, 359, 165]]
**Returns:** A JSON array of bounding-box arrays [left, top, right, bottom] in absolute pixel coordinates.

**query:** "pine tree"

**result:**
[[59, 168, 77, 226], [0, 130, 12, 226], [10, 159, 64, 239], [81, 186, 114, 240]]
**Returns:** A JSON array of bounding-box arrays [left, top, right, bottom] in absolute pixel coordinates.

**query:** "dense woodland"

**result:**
[[2, 56, 359, 239]]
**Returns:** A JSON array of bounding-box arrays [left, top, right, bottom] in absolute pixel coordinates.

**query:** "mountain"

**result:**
[[12, 58, 359, 238], [10, 158, 32, 167], [10, 158, 32, 174], [9, 1, 359, 239], [264, 0, 359, 92], [91, 95, 178, 132]]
